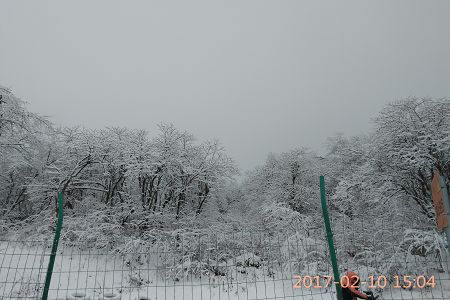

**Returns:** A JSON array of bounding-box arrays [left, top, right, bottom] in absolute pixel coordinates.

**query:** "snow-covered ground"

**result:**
[[1, 241, 449, 299]]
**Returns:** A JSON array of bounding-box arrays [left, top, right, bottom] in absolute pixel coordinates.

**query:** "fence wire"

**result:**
[[1, 224, 449, 300]]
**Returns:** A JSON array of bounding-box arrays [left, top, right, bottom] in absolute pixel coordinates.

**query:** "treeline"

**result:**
[[238, 97, 450, 275], [2, 85, 450, 277], [242, 97, 449, 224], [0, 86, 236, 229]]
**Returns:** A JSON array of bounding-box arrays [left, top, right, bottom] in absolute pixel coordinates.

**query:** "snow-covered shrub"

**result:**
[[382, 229, 446, 277], [279, 231, 329, 276]]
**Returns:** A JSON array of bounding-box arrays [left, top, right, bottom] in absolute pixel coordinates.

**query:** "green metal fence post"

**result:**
[[42, 192, 64, 300], [320, 176, 343, 300]]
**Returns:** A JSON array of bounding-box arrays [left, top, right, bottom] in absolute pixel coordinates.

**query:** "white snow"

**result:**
[[1, 242, 450, 299]]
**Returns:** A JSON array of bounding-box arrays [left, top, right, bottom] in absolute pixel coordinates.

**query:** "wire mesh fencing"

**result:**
[[1, 224, 450, 300], [0, 240, 49, 299], [1, 227, 333, 300], [334, 216, 450, 300]]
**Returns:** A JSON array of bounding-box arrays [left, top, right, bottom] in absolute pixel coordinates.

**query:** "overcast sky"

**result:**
[[1, 1, 449, 172]]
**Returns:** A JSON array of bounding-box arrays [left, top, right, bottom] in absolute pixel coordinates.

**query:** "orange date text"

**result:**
[[292, 275, 436, 289]]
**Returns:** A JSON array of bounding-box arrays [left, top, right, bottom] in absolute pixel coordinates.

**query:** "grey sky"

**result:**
[[1, 1, 450, 172]]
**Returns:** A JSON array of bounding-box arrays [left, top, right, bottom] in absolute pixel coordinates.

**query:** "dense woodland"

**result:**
[[1, 85, 449, 280]]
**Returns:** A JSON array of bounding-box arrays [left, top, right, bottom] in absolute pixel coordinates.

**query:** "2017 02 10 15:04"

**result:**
[[292, 275, 436, 289]]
